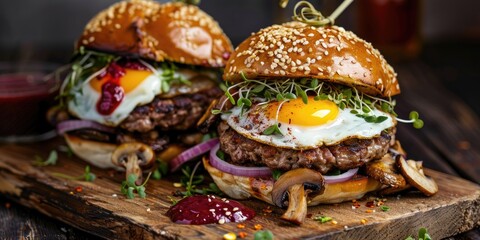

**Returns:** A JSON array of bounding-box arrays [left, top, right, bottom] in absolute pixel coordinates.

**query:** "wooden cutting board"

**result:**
[[0, 138, 479, 240]]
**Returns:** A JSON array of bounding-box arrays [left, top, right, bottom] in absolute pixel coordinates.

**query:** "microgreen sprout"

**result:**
[[152, 159, 169, 180], [272, 170, 283, 180], [215, 73, 423, 132], [57, 48, 193, 110], [51, 165, 96, 182], [177, 161, 223, 197], [121, 172, 152, 199], [280, 0, 354, 27], [396, 111, 424, 129], [33, 150, 58, 167]]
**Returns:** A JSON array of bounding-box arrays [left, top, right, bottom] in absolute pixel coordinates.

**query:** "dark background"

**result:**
[[1, 0, 479, 113], [1, 0, 479, 55]]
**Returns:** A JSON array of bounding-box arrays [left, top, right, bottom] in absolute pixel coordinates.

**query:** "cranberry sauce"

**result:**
[[95, 60, 148, 115], [166, 195, 255, 225]]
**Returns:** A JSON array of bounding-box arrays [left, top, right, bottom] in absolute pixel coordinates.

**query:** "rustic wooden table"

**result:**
[[1, 40, 479, 239]]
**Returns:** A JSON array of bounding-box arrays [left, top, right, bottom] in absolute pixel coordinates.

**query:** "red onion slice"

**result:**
[[209, 143, 273, 178], [57, 120, 115, 135], [324, 168, 359, 184], [170, 138, 220, 172]]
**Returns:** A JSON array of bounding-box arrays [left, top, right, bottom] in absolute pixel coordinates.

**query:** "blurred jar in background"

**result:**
[[0, 62, 61, 143], [357, 0, 422, 62]]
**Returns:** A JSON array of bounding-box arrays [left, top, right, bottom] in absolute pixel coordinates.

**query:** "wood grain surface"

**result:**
[[0, 138, 479, 240]]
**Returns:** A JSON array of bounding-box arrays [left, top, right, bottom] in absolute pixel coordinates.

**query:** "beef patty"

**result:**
[[218, 121, 395, 174], [120, 87, 222, 132]]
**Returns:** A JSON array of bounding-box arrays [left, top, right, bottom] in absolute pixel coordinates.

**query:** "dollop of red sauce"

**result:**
[[95, 60, 147, 115], [166, 195, 255, 225]]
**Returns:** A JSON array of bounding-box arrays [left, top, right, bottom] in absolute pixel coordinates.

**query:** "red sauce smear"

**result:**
[[95, 60, 148, 115], [166, 195, 255, 225]]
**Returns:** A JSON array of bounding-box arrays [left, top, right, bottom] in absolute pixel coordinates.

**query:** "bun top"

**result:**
[[77, 0, 233, 68], [223, 22, 400, 97]]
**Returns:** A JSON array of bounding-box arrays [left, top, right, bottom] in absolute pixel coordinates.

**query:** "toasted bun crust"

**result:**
[[203, 157, 382, 205], [77, 0, 233, 67], [224, 22, 399, 97]]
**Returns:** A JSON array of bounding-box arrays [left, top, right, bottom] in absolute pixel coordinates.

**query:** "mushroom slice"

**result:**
[[366, 153, 407, 189], [397, 156, 438, 196], [112, 142, 155, 185], [271, 168, 325, 224]]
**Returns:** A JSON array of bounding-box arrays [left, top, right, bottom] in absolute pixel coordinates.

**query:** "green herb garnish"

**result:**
[[179, 161, 223, 197], [57, 47, 116, 107], [313, 215, 333, 223], [121, 172, 152, 199], [380, 205, 390, 212], [254, 230, 274, 240], [272, 170, 283, 180], [57, 48, 197, 110], [51, 165, 96, 182], [215, 72, 423, 134], [152, 160, 169, 180], [33, 150, 58, 167], [405, 227, 432, 240], [263, 123, 283, 136]]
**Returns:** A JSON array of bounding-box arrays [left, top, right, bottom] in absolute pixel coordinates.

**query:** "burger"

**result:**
[[49, 0, 233, 183], [202, 21, 438, 224]]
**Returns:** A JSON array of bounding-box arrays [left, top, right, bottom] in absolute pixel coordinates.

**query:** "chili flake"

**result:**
[[238, 232, 247, 238], [254, 224, 263, 230], [74, 186, 83, 193], [237, 223, 246, 229]]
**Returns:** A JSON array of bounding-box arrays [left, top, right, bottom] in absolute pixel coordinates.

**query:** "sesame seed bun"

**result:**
[[77, 0, 233, 68], [224, 22, 400, 97]]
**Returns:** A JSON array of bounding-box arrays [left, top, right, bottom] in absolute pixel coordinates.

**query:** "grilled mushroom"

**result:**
[[397, 155, 438, 196], [366, 153, 408, 189], [271, 168, 325, 224], [112, 142, 155, 185]]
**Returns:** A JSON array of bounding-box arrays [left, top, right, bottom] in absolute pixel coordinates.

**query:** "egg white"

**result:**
[[222, 103, 396, 150], [68, 68, 203, 126]]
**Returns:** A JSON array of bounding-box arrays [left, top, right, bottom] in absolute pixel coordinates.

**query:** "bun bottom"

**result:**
[[203, 157, 382, 206], [64, 134, 122, 170]]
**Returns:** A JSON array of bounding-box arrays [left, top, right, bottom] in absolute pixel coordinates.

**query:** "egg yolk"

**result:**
[[267, 96, 339, 126], [90, 68, 152, 93]]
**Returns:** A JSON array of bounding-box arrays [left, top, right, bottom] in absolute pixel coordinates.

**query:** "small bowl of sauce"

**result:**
[[0, 62, 62, 143]]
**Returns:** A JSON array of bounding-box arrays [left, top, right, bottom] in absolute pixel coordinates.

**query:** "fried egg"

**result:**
[[68, 65, 203, 126], [222, 96, 395, 149]]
